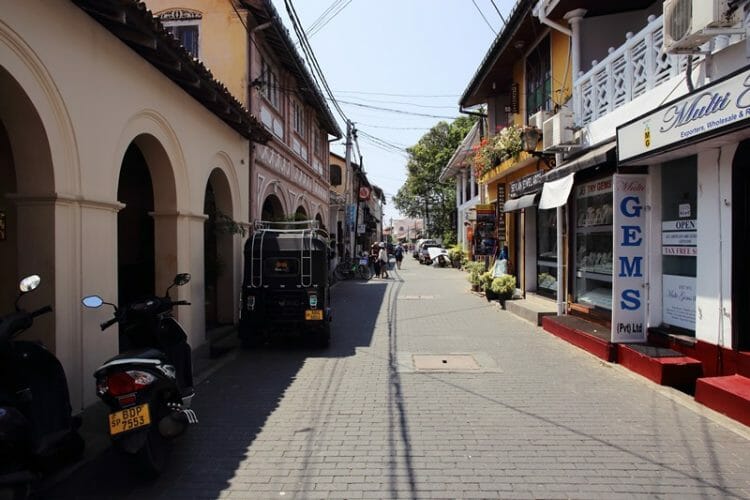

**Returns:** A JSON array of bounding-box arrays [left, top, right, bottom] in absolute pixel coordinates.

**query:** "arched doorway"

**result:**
[[0, 65, 56, 349], [315, 212, 324, 230], [117, 143, 155, 310], [261, 194, 284, 221], [732, 140, 750, 351], [294, 206, 308, 220], [203, 169, 234, 330]]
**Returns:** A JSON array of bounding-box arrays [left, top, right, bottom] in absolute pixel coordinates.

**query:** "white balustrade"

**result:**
[[574, 15, 689, 127]]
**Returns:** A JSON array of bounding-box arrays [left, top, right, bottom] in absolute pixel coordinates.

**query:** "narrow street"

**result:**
[[42, 260, 750, 499]]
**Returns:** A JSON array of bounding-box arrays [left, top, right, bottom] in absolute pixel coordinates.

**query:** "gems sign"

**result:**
[[611, 174, 647, 343]]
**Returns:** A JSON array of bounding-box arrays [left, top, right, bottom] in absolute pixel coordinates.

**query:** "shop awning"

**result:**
[[504, 192, 539, 212], [544, 140, 616, 182], [539, 172, 575, 210]]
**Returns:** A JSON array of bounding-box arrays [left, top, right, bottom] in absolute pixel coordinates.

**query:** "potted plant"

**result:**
[[490, 274, 517, 308], [470, 124, 524, 179], [480, 271, 496, 301], [447, 245, 465, 269], [465, 261, 485, 292]]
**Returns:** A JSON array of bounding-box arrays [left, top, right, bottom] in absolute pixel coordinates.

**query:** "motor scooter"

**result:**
[[0, 275, 84, 499], [82, 273, 197, 478]]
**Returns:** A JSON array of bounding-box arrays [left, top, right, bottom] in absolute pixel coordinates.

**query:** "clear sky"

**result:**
[[276, 0, 517, 225]]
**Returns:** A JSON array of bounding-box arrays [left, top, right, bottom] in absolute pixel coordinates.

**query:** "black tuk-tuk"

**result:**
[[239, 220, 331, 347]]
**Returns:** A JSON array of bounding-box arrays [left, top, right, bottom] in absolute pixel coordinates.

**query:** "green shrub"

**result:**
[[479, 271, 494, 292], [490, 275, 517, 297], [447, 245, 465, 262], [465, 261, 485, 286]]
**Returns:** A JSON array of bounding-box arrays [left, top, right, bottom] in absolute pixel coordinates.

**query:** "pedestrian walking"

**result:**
[[377, 242, 389, 278], [370, 242, 380, 278], [394, 243, 404, 270]]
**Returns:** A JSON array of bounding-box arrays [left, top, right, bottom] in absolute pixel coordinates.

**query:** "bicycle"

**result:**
[[334, 255, 373, 281]]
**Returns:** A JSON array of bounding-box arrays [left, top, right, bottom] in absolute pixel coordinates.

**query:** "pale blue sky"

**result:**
[[277, 0, 517, 224]]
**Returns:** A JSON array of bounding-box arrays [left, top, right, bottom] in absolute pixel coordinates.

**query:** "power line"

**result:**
[[471, 0, 497, 35], [308, 0, 353, 39], [489, 0, 507, 25], [337, 99, 459, 119], [306, 0, 345, 34], [329, 95, 458, 110], [335, 90, 460, 98]]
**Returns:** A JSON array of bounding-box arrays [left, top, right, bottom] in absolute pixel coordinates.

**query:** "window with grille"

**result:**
[[525, 36, 552, 114], [293, 100, 306, 138], [261, 59, 280, 109], [163, 22, 200, 58]]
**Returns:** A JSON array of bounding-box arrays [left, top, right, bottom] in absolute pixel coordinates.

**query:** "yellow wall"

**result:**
[[512, 60, 525, 127], [145, 0, 250, 107], [550, 29, 572, 108]]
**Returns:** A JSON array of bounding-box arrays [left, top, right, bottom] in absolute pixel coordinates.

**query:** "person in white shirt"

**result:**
[[377, 243, 389, 279]]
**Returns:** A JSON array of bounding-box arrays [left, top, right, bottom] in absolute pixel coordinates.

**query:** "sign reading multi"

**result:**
[[611, 174, 647, 343], [617, 65, 750, 163]]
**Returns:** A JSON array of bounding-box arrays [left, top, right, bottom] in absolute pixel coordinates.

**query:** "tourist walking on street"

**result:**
[[378, 242, 389, 279], [394, 243, 404, 270]]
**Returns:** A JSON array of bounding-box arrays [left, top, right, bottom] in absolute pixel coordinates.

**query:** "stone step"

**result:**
[[505, 295, 556, 325], [617, 344, 702, 391], [695, 374, 750, 427], [542, 315, 616, 361]]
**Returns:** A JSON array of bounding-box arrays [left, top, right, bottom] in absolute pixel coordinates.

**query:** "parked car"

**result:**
[[413, 239, 437, 259]]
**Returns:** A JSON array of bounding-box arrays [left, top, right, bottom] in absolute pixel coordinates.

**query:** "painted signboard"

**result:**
[[617, 65, 750, 163], [662, 219, 697, 255], [611, 174, 647, 343]]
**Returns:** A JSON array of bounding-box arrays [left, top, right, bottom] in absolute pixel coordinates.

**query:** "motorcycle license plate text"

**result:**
[[109, 403, 151, 435], [305, 309, 323, 320]]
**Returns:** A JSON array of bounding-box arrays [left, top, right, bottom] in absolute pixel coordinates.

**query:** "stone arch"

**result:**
[[114, 112, 186, 295], [204, 166, 236, 329], [261, 194, 285, 221]]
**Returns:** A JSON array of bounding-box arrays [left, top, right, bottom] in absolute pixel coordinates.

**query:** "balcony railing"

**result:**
[[574, 14, 688, 127]]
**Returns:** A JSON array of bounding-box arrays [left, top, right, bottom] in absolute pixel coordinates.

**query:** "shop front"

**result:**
[[617, 64, 750, 374]]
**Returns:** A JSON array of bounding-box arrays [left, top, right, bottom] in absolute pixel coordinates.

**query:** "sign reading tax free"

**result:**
[[611, 174, 647, 343]]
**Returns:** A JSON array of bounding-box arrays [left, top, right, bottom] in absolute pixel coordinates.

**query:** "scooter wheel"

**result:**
[[0, 483, 30, 500], [134, 428, 170, 479]]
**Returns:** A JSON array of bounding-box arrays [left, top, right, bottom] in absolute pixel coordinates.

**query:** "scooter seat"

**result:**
[[100, 348, 167, 367]]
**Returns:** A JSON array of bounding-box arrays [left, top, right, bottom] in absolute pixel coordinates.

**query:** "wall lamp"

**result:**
[[521, 127, 555, 167]]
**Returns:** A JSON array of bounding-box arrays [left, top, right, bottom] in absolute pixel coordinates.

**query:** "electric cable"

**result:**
[[308, 0, 354, 39], [489, 0, 507, 25], [471, 0, 497, 35]]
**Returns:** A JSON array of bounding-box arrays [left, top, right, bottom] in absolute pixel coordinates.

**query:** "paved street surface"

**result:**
[[40, 259, 750, 499]]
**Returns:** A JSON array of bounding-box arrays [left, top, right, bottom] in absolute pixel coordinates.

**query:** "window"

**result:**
[[260, 59, 280, 109], [313, 126, 322, 157], [330, 165, 342, 186], [159, 10, 202, 59], [293, 100, 306, 138], [525, 36, 552, 114]]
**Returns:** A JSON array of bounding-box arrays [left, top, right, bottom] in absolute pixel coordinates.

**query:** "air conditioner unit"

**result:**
[[528, 110, 552, 130], [663, 0, 742, 53], [542, 110, 575, 152]]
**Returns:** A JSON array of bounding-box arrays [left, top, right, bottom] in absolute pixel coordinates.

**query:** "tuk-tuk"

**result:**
[[239, 220, 332, 348]]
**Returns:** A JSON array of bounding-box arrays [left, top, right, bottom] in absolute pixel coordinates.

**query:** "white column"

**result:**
[[565, 9, 588, 95]]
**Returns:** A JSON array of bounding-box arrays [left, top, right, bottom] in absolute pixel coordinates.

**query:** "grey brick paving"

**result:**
[[41, 261, 750, 499]]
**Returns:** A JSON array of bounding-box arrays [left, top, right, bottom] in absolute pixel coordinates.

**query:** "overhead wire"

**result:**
[[308, 0, 353, 39], [471, 0, 497, 35], [306, 0, 346, 34], [489, 0, 507, 25]]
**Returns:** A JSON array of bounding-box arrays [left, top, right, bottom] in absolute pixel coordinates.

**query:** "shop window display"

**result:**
[[574, 178, 613, 310], [537, 208, 557, 296]]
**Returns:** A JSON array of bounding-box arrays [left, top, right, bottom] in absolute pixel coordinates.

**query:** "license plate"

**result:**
[[359, 258, 369, 265], [108, 403, 151, 435], [305, 309, 323, 320]]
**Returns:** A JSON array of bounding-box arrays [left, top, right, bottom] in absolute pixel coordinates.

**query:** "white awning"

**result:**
[[504, 192, 539, 213], [544, 140, 616, 182], [539, 172, 575, 210]]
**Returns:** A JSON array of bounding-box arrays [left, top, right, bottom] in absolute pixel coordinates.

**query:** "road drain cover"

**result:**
[[412, 354, 480, 371]]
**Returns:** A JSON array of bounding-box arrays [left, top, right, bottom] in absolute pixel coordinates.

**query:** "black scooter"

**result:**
[[82, 273, 197, 478], [0, 275, 84, 499]]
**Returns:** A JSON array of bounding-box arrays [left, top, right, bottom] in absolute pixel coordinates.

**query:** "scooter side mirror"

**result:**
[[19, 275, 40, 294], [81, 295, 104, 308], [174, 273, 191, 286]]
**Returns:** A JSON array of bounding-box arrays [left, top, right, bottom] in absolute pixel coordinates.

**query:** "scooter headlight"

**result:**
[[246, 295, 256, 311], [308, 293, 318, 309]]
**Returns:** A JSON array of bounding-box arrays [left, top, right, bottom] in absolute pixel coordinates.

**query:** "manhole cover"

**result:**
[[412, 354, 480, 371]]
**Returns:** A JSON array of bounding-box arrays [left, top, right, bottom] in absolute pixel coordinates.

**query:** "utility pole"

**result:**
[[344, 120, 354, 258]]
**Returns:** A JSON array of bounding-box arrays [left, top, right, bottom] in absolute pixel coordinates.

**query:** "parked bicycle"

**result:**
[[334, 254, 373, 281]]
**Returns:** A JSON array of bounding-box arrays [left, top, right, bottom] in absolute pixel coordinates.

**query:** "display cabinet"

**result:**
[[573, 178, 613, 310]]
